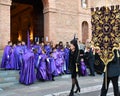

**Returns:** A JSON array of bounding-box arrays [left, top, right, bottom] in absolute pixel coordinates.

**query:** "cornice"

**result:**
[[0, 0, 11, 6]]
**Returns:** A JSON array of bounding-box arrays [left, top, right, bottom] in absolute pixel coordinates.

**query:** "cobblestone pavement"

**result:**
[[0, 74, 119, 96], [0, 50, 119, 96]]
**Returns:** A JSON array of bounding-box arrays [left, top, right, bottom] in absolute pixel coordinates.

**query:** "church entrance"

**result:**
[[11, 0, 44, 44], [82, 21, 89, 43]]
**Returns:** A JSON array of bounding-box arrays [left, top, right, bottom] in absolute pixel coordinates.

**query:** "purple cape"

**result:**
[[36, 54, 48, 80], [12, 45, 23, 70], [1, 45, 13, 69], [19, 51, 36, 85]]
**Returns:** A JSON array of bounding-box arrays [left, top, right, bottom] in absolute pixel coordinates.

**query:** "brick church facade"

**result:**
[[0, 0, 119, 49]]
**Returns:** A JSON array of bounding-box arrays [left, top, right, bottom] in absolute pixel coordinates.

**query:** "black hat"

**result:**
[[70, 39, 77, 46], [70, 37, 78, 50]]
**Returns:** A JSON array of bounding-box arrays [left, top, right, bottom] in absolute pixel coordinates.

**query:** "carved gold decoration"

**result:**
[[91, 5, 120, 65]]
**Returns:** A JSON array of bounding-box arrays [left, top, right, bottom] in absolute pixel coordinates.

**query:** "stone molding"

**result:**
[[43, 7, 57, 14], [0, 0, 11, 6]]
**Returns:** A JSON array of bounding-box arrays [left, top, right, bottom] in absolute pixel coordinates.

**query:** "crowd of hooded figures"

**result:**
[[1, 41, 70, 85], [1, 40, 97, 85]]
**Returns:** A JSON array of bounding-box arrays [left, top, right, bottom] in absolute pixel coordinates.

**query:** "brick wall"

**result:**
[[52, 0, 91, 44], [53, 0, 80, 44], [0, 0, 120, 49], [91, 0, 120, 8], [0, 0, 11, 49]]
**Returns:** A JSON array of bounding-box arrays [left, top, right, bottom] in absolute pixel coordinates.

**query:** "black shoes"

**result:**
[[74, 87, 81, 93], [69, 90, 74, 96]]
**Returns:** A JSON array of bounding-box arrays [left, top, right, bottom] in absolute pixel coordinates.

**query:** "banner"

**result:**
[[91, 5, 120, 65]]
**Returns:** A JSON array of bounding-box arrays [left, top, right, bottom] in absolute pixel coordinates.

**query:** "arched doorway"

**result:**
[[82, 21, 89, 43], [11, 0, 44, 44]]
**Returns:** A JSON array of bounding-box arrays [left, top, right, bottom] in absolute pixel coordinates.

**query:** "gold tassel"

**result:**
[[76, 64, 78, 72], [117, 50, 120, 57], [104, 65, 107, 72]]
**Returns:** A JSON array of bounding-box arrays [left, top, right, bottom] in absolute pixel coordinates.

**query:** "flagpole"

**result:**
[[27, 29, 30, 49]]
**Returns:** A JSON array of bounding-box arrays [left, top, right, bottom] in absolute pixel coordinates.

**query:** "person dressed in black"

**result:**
[[68, 38, 81, 96], [85, 46, 95, 76], [100, 49, 120, 96]]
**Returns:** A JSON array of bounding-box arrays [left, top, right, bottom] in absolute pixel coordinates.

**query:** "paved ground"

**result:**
[[0, 50, 119, 96], [0, 74, 119, 96]]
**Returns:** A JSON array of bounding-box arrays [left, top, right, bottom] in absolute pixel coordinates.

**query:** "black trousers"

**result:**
[[89, 62, 95, 76], [100, 76, 119, 96]]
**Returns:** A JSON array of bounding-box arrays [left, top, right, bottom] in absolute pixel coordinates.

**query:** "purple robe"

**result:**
[[1, 45, 13, 69], [46, 56, 57, 80], [80, 61, 87, 76], [34, 53, 39, 68], [44, 45, 52, 56], [59, 50, 66, 73], [21, 45, 27, 54], [36, 54, 48, 81], [64, 48, 70, 73], [52, 51, 61, 75], [33, 45, 42, 54], [12, 45, 23, 70], [27, 30, 30, 49], [19, 51, 36, 85]]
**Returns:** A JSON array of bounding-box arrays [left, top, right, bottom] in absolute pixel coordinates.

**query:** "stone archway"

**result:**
[[82, 21, 89, 43], [11, 0, 46, 44], [0, 0, 54, 49]]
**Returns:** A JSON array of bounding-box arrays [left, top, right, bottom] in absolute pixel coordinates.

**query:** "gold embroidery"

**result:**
[[91, 6, 120, 65]]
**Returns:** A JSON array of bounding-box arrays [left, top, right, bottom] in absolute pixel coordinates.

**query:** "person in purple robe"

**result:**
[[64, 46, 70, 73], [12, 41, 23, 70], [21, 41, 27, 54], [19, 50, 36, 85], [46, 52, 57, 81], [1, 41, 13, 69], [40, 42, 45, 49], [59, 48, 66, 74], [44, 42, 52, 56], [52, 48, 61, 75], [80, 58, 87, 76], [33, 41, 42, 55], [58, 41, 64, 51], [36, 49, 48, 81], [32, 48, 39, 68]]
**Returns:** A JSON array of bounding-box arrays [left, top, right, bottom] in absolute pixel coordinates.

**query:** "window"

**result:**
[[81, 0, 87, 8]]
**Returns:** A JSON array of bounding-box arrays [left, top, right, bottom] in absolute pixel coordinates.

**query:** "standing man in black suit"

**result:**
[[85, 46, 95, 76], [100, 49, 120, 96]]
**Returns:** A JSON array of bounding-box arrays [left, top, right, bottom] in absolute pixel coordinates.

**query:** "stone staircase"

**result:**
[[0, 70, 19, 90], [0, 50, 19, 91]]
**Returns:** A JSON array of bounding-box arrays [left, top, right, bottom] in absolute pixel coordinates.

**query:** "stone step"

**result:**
[[0, 82, 19, 89], [0, 70, 19, 77], [0, 76, 19, 83], [0, 51, 19, 89], [0, 70, 19, 83]]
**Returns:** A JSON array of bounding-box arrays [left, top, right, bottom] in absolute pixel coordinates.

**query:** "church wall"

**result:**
[[52, 0, 92, 44], [54, 0, 80, 44], [91, 0, 120, 8], [0, 0, 120, 49], [78, 0, 91, 43], [0, 0, 11, 49]]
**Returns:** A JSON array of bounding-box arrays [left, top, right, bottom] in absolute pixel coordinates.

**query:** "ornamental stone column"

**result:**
[[43, 0, 57, 44], [0, 0, 11, 49]]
